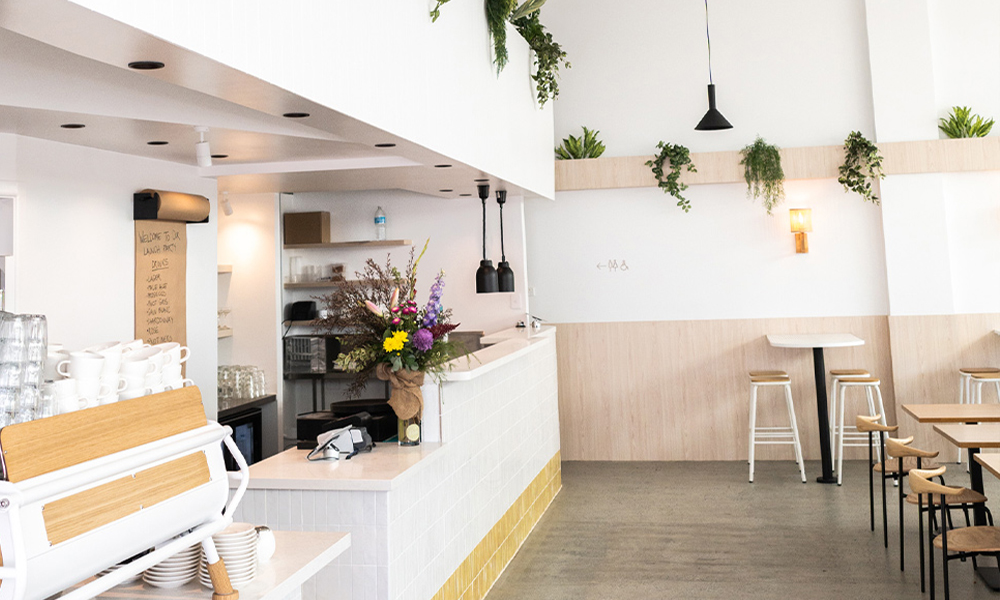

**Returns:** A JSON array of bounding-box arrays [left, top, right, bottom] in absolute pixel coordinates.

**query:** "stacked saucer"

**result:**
[[143, 544, 200, 589], [199, 522, 259, 590]]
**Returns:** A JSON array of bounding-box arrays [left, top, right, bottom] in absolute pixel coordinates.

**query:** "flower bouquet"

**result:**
[[316, 241, 462, 445]]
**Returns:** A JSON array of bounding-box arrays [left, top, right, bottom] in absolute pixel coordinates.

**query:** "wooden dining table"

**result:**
[[767, 333, 865, 484]]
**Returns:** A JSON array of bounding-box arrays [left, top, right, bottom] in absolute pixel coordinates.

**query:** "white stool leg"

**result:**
[[785, 383, 806, 483], [838, 384, 847, 486], [749, 385, 758, 483], [873, 385, 887, 462], [864, 386, 881, 462], [994, 381, 1000, 403], [829, 377, 839, 466], [958, 374, 967, 463]]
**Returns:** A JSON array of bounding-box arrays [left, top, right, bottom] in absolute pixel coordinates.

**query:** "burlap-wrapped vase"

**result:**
[[375, 363, 425, 421]]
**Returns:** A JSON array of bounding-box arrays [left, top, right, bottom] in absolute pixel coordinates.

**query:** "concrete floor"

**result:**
[[486, 460, 1000, 600]]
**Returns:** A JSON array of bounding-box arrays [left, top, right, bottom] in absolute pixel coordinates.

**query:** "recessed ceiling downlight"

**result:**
[[128, 61, 165, 70], [60, 123, 85, 129], [474, 178, 489, 182], [282, 112, 310, 119], [374, 143, 396, 148], [211, 154, 229, 159], [439, 189, 453, 193], [147, 141, 169, 146], [435, 164, 453, 168]]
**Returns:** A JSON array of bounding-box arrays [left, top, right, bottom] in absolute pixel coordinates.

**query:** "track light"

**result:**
[[221, 191, 234, 217], [195, 126, 212, 167]]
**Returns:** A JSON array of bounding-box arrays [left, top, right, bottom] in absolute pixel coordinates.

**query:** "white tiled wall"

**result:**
[[232, 336, 560, 600]]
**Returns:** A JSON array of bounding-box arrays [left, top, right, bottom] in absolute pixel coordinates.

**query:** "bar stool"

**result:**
[[857, 415, 897, 548], [836, 376, 887, 485], [748, 373, 806, 484], [956, 368, 1000, 463], [885, 437, 941, 573], [971, 372, 1000, 405], [828, 369, 872, 467]]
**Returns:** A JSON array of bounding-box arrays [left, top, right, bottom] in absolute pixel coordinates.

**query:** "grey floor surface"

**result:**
[[486, 460, 1000, 600]]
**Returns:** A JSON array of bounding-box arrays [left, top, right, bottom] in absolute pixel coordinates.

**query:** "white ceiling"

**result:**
[[0, 8, 519, 198]]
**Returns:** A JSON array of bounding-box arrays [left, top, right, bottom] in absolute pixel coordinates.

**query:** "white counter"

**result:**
[[239, 444, 442, 491], [442, 325, 555, 382]]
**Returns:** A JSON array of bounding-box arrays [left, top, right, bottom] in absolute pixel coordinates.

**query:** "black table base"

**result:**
[[812, 347, 837, 484]]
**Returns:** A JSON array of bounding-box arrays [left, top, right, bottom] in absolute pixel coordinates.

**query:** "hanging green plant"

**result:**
[[939, 106, 994, 138], [838, 131, 885, 205], [429, 0, 452, 22], [739, 136, 785, 214], [555, 127, 605, 160], [486, 0, 516, 74], [511, 10, 569, 106], [645, 142, 697, 213]]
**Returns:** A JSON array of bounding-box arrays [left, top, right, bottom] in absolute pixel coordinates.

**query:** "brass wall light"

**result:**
[[789, 208, 812, 254]]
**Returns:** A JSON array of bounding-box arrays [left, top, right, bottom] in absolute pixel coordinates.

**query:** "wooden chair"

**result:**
[[911, 467, 1000, 600], [856, 415, 897, 547], [0, 387, 249, 600], [883, 437, 941, 574], [956, 368, 1000, 462], [748, 373, 805, 484], [836, 377, 887, 485]]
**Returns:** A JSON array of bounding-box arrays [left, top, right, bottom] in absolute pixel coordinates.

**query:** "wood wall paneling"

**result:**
[[555, 317, 895, 461]]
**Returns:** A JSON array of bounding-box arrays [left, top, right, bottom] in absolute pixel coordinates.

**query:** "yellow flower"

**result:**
[[383, 331, 409, 352]]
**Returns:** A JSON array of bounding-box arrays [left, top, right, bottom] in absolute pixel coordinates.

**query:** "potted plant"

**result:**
[[939, 106, 994, 138], [555, 127, 606, 159], [739, 136, 785, 214], [646, 141, 697, 212], [838, 131, 884, 204], [318, 241, 462, 446]]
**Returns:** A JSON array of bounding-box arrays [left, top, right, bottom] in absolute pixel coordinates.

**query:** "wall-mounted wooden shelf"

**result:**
[[218, 328, 233, 339], [555, 137, 1000, 192], [218, 265, 233, 274], [283, 240, 412, 250], [283, 280, 357, 290]]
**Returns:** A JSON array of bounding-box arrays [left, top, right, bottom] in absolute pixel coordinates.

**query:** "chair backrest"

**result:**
[[886, 436, 939, 459], [855, 414, 898, 434], [910, 467, 964, 497]]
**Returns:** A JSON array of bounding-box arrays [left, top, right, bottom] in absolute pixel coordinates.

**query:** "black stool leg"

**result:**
[[868, 431, 875, 531], [900, 459, 906, 571], [881, 435, 889, 548], [929, 499, 936, 600], [919, 494, 926, 593], [942, 499, 950, 600]]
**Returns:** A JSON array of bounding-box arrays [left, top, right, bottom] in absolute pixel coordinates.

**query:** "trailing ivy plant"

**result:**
[[646, 142, 697, 213], [431, 0, 568, 106], [939, 106, 995, 138], [555, 127, 606, 160], [838, 131, 885, 205], [512, 10, 570, 106], [739, 136, 785, 214]]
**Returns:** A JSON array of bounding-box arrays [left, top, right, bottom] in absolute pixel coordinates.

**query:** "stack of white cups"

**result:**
[[56, 351, 111, 410], [155, 342, 193, 391]]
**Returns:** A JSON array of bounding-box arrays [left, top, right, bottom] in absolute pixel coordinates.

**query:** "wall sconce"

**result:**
[[789, 208, 812, 254]]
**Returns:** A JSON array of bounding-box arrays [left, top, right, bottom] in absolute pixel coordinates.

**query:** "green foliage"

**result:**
[[838, 131, 884, 205], [739, 136, 785, 214], [555, 127, 605, 160], [429, 0, 451, 22], [510, 0, 547, 21], [512, 11, 570, 106], [486, 0, 516, 74], [646, 142, 697, 213], [939, 106, 994, 138]]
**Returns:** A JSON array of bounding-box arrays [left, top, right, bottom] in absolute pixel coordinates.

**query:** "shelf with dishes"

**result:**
[[283, 239, 412, 250]]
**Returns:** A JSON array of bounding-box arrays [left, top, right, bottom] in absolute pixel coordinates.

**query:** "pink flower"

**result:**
[[364, 301, 382, 316], [391, 317, 402, 325], [390, 306, 400, 314], [389, 288, 400, 309]]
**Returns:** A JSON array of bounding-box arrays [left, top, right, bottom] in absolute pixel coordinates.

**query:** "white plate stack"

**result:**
[[200, 522, 259, 590], [143, 544, 200, 589], [96, 563, 144, 586]]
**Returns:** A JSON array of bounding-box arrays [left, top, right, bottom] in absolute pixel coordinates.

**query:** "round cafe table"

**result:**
[[767, 333, 865, 484]]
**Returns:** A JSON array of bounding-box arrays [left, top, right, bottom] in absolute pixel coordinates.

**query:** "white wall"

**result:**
[[528, 180, 889, 323], [544, 0, 875, 155], [8, 135, 220, 417], [64, 0, 554, 199]]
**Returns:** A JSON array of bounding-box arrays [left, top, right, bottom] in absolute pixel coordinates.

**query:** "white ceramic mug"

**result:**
[[122, 339, 150, 353], [161, 364, 183, 381], [154, 342, 190, 366], [127, 347, 168, 371], [146, 383, 166, 395], [120, 375, 150, 392], [86, 342, 124, 377], [165, 378, 195, 391], [119, 387, 153, 402], [57, 351, 105, 379], [56, 395, 87, 414], [49, 378, 79, 399], [45, 350, 70, 381], [76, 378, 111, 403], [120, 358, 156, 378], [97, 394, 118, 406]]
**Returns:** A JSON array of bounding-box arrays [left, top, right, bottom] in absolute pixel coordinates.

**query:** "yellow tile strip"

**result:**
[[432, 451, 562, 600]]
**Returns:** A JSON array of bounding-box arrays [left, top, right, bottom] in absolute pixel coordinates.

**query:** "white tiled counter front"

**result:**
[[231, 330, 561, 600]]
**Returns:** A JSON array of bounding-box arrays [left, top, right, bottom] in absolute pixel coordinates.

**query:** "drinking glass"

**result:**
[[0, 387, 19, 414], [0, 363, 21, 388]]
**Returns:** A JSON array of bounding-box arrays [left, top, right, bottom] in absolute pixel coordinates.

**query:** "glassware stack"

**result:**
[[0, 312, 51, 426], [217, 366, 267, 404]]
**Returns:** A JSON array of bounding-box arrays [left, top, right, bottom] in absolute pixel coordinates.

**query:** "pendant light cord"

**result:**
[[499, 202, 506, 262], [481, 198, 488, 261], [704, 0, 713, 84]]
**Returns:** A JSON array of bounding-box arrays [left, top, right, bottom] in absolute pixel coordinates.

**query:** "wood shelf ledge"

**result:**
[[283, 240, 412, 250], [284, 280, 358, 290], [218, 265, 233, 274], [554, 137, 1000, 192]]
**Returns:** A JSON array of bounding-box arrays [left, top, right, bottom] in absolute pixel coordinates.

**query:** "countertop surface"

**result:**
[[233, 444, 443, 491], [442, 326, 555, 382], [82, 531, 349, 600]]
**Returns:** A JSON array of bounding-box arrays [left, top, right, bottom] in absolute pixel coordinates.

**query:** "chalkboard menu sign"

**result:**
[[134, 221, 187, 346]]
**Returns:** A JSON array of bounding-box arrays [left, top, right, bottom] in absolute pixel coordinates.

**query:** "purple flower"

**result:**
[[422, 271, 446, 327], [413, 328, 434, 352]]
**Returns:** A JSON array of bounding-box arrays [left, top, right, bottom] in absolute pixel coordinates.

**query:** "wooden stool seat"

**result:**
[[856, 415, 898, 434], [840, 377, 880, 384], [906, 488, 987, 506], [971, 373, 1000, 381], [932, 526, 1000, 553], [749, 370, 787, 377], [831, 369, 870, 376], [960, 367, 1000, 374], [874, 457, 942, 474], [750, 376, 791, 384]]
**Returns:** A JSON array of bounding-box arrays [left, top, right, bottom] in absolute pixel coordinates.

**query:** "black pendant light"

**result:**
[[694, 0, 733, 131], [495, 190, 515, 293], [475, 184, 499, 293]]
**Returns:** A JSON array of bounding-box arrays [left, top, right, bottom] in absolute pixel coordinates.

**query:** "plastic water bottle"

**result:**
[[374, 206, 386, 241]]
